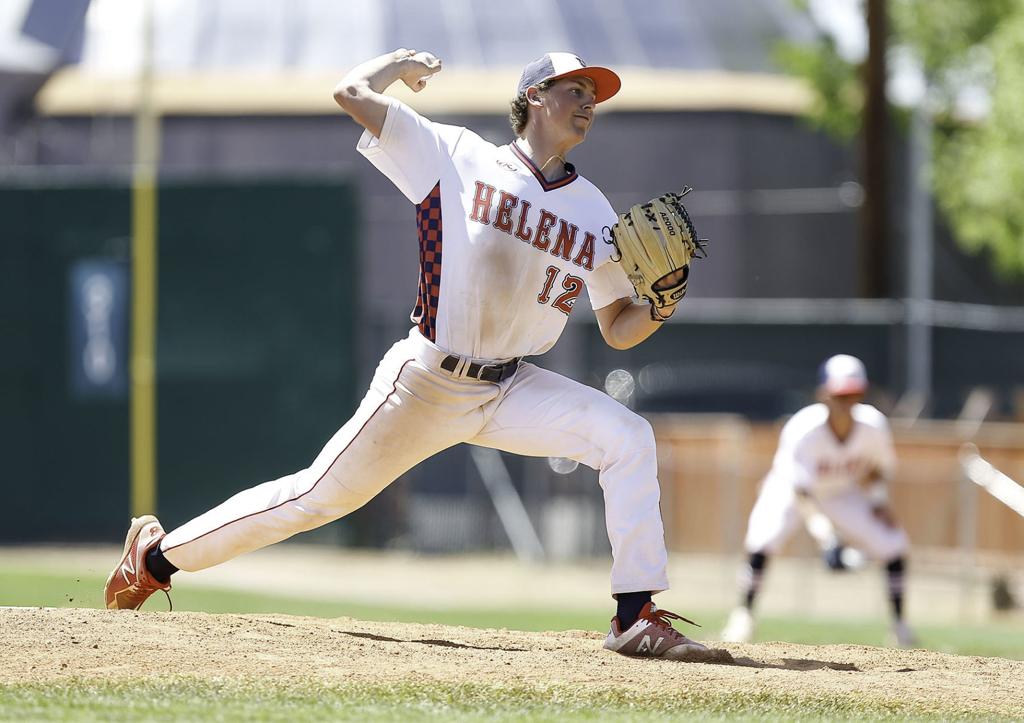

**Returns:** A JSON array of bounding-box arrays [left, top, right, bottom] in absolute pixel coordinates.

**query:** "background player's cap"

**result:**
[[817, 354, 868, 396], [516, 52, 621, 104]]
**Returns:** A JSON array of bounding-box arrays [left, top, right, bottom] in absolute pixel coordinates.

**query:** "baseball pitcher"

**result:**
[[104, 49, 710, 660]]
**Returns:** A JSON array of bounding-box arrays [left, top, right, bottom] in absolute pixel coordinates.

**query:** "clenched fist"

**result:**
[[395, 49, 442, 92]]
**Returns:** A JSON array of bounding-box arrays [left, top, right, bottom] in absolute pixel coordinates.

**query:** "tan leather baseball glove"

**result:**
[[604, 188, 708, 311]]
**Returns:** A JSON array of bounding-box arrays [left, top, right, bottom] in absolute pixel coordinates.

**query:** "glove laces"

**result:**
[[665, 187, 709, 259]]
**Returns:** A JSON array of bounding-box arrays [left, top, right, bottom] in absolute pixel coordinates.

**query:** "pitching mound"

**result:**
[[2, 607, 1021, 718]]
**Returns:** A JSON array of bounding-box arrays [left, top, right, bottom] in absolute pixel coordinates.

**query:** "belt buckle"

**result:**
[[484, 359, 517, 382]]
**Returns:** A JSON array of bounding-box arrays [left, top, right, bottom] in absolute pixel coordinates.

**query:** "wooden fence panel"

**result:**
[[653, 416, 1024, 556]]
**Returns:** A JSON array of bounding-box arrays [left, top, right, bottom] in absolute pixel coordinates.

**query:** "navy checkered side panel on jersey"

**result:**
[[413, 182, 443, 342]]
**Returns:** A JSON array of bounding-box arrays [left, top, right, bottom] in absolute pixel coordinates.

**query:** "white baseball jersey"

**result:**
[[357, 98, 634, 360], [767, 403, 896, 498]]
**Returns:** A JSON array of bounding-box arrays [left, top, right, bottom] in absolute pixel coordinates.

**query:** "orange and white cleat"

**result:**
[[103, 515, 171, 610], [603, 602, 708, 660]]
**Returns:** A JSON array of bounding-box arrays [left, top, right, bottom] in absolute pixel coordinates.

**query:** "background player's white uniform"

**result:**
[[744, 402, 908, 561], [722, 353, 914, 646], [158, 98, 671, 596]]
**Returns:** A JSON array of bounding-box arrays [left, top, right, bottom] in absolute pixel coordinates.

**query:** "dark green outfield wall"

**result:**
[[0, 178, 360, 541]]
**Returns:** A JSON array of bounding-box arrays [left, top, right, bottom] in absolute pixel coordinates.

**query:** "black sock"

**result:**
[[886, 557, 905, 619], [824, 545, 848, 571], [743, 552, 768, 609], [146, 545, 178, 584], [616, 591, 652, 629]]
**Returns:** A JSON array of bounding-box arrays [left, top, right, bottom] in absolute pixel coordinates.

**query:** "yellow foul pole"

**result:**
[[130, 0, 160, 516]]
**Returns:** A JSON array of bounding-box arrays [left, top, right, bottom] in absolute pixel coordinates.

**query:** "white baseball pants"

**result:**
[[161, 327, 670, 595], [744, 477, 908, 561]]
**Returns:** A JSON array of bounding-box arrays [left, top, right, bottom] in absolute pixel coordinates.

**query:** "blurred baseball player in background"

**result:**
[[104, 49, 710, 660], [721, 354, 916, 648]]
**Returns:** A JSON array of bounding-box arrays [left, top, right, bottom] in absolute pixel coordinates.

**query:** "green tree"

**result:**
[[779, 0, 1024, 277]]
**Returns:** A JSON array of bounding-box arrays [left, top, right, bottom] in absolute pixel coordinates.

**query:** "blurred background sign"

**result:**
[[19, 0, 91, 64], [69, 258, 128, 399]]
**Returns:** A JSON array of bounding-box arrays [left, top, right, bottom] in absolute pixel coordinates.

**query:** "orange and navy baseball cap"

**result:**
[[516, 52, 621, 103], [817, 354, 869, 396]]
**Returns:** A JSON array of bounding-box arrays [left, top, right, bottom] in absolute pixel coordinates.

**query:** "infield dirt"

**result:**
[[2, 607, 1021, 718]]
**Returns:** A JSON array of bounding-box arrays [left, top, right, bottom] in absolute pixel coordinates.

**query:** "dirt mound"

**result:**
[[2, 607, 1021, 717]]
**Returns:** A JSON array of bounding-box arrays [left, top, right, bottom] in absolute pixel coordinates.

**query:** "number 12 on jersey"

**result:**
[[537, 265, 584, 315]]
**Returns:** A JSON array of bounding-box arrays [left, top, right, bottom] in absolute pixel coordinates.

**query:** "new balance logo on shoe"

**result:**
[[636, 634, 664, 655], [119, 557, 135, 584]]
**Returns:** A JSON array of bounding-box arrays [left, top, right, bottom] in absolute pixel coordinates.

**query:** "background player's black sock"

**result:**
[[742, 551, 768, 609], [885, 557, 905, 619], [146, 545, 178, 584], [616, 591, 652, 629], [824, 544, 849, 571]]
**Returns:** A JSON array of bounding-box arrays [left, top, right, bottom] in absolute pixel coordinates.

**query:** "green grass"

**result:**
[[0, 678, 1002, 722], [4, 569, 1024, 659], [754, 615, 1024, 660]]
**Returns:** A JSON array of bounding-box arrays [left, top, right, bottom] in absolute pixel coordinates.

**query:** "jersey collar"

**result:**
[[510, 140, 578, 192]]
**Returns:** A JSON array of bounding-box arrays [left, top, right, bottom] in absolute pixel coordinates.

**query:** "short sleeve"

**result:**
[[787, 442, 817, 492], [587, 258, 635, 309], [855, 405, 897, 479], [773, 421, 816, 492], [356, 98, 466, 203], [873, 418, 897, 479]]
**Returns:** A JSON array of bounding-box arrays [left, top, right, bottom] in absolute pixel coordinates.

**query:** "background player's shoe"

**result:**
[[104, 515, 171, 610], [603, 602, 707, 660], [839, 545, 866, 570], [823, 544, 867, 572], [720, 606, 754, 643], [889, 620, 917, 648]]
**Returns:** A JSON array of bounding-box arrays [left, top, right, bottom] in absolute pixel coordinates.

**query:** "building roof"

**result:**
[[10, 0, 820, 116]]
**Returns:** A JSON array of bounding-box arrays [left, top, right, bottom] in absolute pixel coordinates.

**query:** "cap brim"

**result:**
[[548, 66, 621, 103], [824, 379, 867, 396]]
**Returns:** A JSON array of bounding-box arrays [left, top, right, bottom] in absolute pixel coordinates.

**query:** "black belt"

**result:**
[[440, 354, 521, 383]]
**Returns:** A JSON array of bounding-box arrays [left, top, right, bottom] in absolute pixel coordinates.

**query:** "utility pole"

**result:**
[[861, 0, 889, 298], [130, 0, 160, 515], [905, 97, 933, 407]]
